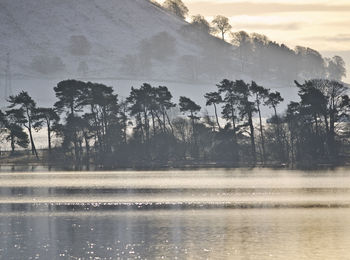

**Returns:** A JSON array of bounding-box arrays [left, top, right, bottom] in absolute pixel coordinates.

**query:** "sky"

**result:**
[[179, 0, 350, 82]]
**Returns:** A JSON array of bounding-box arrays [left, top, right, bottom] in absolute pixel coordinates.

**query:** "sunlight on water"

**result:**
[[0, 168, 350, 259]]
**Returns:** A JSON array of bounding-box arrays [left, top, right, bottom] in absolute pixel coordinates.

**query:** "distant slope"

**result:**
[[0, 0, 210, 80], [0, 0, 345, 91]]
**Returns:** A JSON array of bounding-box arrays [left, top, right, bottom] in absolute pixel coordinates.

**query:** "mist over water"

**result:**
[[1, 168, 350, 259]]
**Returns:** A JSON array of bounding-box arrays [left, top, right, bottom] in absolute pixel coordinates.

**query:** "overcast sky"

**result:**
[[177, 0, 350, 82]]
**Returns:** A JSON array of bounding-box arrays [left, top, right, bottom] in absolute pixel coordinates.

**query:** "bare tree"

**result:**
[[212, 15, 232, 41]]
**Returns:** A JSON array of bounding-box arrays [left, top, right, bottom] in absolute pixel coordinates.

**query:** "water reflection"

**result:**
[[1, 209, 350, 259], [0, 168, 350, 259]]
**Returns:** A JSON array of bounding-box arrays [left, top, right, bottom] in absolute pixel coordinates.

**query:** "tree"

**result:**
[[54, 80, 86, 162], [7, 91, 40, 158], [285, 102, 301, 164], [265, 91, 285, 161], [150, 32, 177, 61], [212, 15, 232, 41], [162, 0, 189, 19], [327, 56, 346, 81], [80, 82, 121, 156], [155, 86, 176, 134], [54, 80, 85, 115], [234, 80, 257, 163], [250, 33, 270, 79], [295, 47, 325, 79], [2, 109, 29, 154], [179, 96, 201, 158], [266, 91, 284, 121], [231, 31, 252, 72], [60, 114, 87, 167], [35, 108, 59, 153], [190, 15, 211, 33], [250, 81, 269, 162], [295, 79, 350, 158], [179, 96, 201, 133], [127, 84, 155, 142], [216, 79, 239, 136], [204, 92, 222, 131]]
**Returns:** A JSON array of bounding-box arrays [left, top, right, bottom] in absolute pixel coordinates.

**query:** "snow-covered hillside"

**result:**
[[0, 0, 204, 79], [0, 0, 302, 109]]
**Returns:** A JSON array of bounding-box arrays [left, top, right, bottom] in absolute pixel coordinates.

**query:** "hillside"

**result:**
[[0, 0, 344, 111], [0, 0, 221, 81]]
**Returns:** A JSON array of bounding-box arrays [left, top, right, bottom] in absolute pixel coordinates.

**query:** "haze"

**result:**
[[182, 0, 350, 82]]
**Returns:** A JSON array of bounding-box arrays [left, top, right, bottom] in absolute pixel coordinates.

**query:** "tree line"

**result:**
[[0, 78, 349, 169], [139, 0, 346, 84]]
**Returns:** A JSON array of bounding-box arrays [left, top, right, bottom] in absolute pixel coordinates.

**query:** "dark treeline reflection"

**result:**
[[0, 78, 349, 169], [1, 209, 350, 259]]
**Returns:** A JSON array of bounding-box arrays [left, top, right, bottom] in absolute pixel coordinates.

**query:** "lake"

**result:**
[[0, 168, 350, 259]]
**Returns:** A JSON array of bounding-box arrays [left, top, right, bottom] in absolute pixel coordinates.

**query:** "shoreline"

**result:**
[[0, 161, 348, 172], [1, 149, 349, 172]]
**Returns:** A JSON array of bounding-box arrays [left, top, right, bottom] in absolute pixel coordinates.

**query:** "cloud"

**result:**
[[302, 34, 350, 42], [323, 20, 350, 27], [232, 22, 301, 31], [186, 1, 350, 16]]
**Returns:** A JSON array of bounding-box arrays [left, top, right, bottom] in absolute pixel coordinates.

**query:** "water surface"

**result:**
[[1, 168, 350, 259]]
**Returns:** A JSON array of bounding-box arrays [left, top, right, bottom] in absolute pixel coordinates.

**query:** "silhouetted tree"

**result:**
[[54, 80, 85, 162], [212, 15, 232, 41], [250, 81, 269, 162], [295, 79, 350, 159], [179, 96, 201, 128], [205, 92, 222, 131], [295, 46, 325, 79], [1, 75, 349, 168], [265, 91, 284, 161], [162, 0, 188, 19], [150, 32, 177, 61], [35, 108, 59, 153], [2, 109, 29, 154], [156, 86, 176, 133], [7, 91, 40, 158], [216, 79, 238, 136], [179, 96, 201, 157], [190, 15, 211, 33], [54, 80, 85, 115], [231, 31, 252, 73], [326, 56, 346, 81], [234, 80, 257, 162]]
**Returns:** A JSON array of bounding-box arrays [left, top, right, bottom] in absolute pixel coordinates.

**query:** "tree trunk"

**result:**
[[151, 110, 156, 137], [248, 111, 256, 163], [329, 109, 336, 157], [10, 134, 15, 155], [28, 127, 38, 159], [274, 106, 284, 161], [231, 105, 236, 138], [26, 108, 38, 159], [47, 123, 52, 153], [144, 110, 149, 141], [257, 103, 265, 163], [213, 104, 221, 131], [165, 112, 174, 135], [84, 133, 90, 170], [162, 110, 167, 133]]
